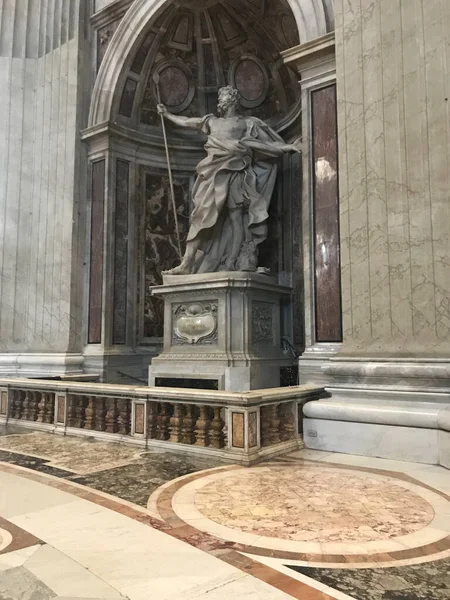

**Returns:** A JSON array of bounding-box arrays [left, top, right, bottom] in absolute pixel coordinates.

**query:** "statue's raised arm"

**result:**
[[160, 86, 300, 276], [157, 104, 206, 131]]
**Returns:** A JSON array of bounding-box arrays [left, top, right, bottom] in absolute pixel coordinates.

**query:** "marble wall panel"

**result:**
[[88, 161, 106, 344], [311, 84, 342, 343], [142, 171, 190, 339], [335, 0, 450, 356], [113, 160, 129, 345]]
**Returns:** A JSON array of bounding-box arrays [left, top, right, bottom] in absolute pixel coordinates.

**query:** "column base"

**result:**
[[323, 357, 450, 388], [298, 343, 342, 385], [0, 353, 84, 378]]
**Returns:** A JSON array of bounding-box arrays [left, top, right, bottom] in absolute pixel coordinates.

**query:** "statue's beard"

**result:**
[[217, 101, 237, 116]]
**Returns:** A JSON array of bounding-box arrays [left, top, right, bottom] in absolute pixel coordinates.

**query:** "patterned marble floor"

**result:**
[[0, 426, 223, 506], [1, 425, 450, 599]]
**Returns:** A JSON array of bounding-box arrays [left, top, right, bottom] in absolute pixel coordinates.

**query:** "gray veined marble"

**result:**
[[149, 271, 295, 391], [0, 567, 55, 600]]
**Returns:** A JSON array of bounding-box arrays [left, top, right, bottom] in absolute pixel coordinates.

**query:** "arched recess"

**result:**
[[82, 0, 336, 383], [89, 0, 334, 127]]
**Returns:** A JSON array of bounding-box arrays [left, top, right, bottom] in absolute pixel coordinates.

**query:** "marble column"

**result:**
[[0, 1, 86, 376], [329, 0, 450, 391]]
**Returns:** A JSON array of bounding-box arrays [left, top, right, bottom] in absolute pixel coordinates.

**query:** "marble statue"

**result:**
[[157, 86, 300, 275]]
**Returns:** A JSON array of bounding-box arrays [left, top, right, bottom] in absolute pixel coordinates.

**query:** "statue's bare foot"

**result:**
[[163, 263, 190, 275]]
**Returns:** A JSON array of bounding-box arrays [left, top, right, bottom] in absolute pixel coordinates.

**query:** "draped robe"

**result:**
[[187, 115, 286, 273]]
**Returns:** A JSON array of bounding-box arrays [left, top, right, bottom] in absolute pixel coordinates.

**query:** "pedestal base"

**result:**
[[149, 272, 294, 391]]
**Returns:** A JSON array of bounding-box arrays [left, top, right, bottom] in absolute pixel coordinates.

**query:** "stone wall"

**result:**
[[335, 0, 450, 358], [0, 1, 84, 356]]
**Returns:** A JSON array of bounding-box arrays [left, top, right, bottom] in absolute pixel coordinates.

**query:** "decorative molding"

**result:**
[[91, 0, 133, 29], [281, 32, 335, 73], [252, 302, 274, 345]]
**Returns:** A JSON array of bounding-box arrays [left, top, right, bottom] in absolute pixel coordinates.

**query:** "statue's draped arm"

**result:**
[[243, 117, 300, 156]]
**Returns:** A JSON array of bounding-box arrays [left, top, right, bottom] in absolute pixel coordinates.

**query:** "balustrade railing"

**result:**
[[0, 379, 324, 464]]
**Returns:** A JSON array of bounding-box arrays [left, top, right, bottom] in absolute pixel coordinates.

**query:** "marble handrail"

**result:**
[[0, 378, 323, 407], [0, 379, 325, 465]]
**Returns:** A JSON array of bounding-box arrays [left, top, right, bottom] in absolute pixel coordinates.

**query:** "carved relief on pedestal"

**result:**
[[172, 302, 218, 345], [252, 301, 274, 345]]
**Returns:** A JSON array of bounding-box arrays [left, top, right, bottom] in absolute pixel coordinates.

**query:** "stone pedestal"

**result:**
[[148, 272, 294, 391]]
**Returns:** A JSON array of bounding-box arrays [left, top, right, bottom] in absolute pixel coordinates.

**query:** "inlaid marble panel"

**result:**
[[56, 396, 66, 425], [88, 160, 105, 344], [142, 171, 190, 339], [119, 78, 138, 118], [248, 412, 258, 448], [0, 391, 7, 416], [134, 403, 145, 435], [113, 160, 129, 345], [231, 413, 245, 449], [311, 84, 342, 343]]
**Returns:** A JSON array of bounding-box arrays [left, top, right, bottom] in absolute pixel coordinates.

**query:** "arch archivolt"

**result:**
[[88, 0, 335, 127]]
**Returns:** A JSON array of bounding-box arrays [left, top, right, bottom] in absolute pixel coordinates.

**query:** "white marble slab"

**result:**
[[304, 418, 440, 464]]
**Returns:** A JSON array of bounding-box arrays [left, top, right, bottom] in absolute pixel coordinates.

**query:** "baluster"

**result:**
[[156, 403, 171, 440], [105, 398, 118, 433], [22, 391, 30, 420], [260, 405, 271, 447], [37, 392, 48, 423], [182, 404, 196, 445], [95, 397, 107, 431], [75, 395, 87, 428], [169, 404, 184, 443], [84, 396, 96, 430], [195, 405, 211, 447], [67, 395, 79, 427], [26, 391, 39, 421], [13, 390, 25, 420], [47, 393, 55, 423], [210, 406, 225, 449], [279, 402, 295, 441], [147, 401, 158, 439], [117, 399, 131, 434], [268, 404, 281, 445]]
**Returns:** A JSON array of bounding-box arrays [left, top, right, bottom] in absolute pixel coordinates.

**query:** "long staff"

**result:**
[[153, 72, 182, 260]]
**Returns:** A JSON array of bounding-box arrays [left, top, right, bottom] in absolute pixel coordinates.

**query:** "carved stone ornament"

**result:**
[[172, 302, 218, 345], [252, 301, 274, 345]]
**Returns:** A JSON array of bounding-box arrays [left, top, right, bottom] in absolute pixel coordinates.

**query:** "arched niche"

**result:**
[[113, 0, 302, 139], [89, 0, 334, 127], [82, 0, 335, 381]]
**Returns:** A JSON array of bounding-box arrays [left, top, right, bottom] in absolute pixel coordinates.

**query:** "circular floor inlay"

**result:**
[[194, 466, 435, 543]]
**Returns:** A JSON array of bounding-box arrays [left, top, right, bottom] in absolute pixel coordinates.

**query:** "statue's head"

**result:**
[[217, 86, 240, 115]]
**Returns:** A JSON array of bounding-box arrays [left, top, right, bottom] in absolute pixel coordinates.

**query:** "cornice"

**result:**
[[281, 32, 335, 72]]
